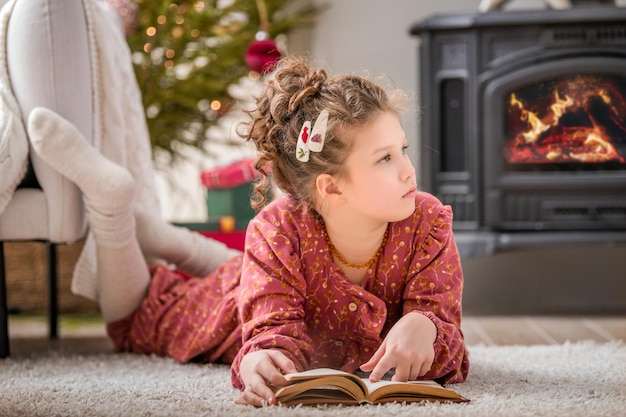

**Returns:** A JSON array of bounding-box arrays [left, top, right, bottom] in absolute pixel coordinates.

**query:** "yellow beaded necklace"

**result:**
[[322, 225, 389, 269]]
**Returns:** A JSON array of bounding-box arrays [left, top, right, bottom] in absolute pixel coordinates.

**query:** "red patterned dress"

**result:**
[[107, 192, 470, 389]]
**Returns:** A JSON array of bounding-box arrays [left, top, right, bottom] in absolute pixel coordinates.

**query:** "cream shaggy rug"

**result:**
[[1, 341, 624, 417]]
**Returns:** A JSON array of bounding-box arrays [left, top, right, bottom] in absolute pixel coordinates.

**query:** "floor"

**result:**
[[5, 314, 625, 357], [461, 315, 625, 345]]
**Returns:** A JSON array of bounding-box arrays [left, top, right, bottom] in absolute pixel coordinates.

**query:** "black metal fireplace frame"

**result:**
[[411, 6, 626, 259]]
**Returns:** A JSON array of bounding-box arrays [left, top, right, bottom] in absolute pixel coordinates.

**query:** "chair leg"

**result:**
[[0, 242, 9, 358], [46, 242, 58, 340]]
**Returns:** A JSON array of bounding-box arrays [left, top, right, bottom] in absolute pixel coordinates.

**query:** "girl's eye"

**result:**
[[379, 145, 409, 164]]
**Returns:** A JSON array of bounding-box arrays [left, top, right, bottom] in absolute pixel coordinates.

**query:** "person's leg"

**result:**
[[134, 208, 241, 278], [28, 107, 149, 322]]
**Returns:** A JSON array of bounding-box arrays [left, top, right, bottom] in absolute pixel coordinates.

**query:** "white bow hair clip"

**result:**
[[296, 109, 329, 162]]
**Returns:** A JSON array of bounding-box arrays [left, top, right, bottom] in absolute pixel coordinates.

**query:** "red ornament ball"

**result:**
[[245, 38, 282, 74]]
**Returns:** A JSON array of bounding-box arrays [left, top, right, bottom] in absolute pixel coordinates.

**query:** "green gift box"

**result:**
[[205, 182, 256, 226], [201, 158, 260, 228]]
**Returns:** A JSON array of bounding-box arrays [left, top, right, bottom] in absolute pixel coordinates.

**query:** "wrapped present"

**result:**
[[200, 158, 259, 189], [200, 158, 261, 227], [175, 221, 246, 251]]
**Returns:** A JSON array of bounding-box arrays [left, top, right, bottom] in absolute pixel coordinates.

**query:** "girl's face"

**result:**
[[338, 111, 417, 223]]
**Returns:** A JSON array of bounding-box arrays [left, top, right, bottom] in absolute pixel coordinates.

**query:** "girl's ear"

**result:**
[[315, 173, 345, 205]]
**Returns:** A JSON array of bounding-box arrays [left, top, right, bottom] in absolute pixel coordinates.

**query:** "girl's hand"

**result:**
[[234, 349, 298, 407], [360, 312, 436, 382]]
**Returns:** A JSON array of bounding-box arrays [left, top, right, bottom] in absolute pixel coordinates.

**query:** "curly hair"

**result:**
[[237, 56, 408, 212]]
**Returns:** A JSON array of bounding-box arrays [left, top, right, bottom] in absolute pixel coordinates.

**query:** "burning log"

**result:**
[[585, 95, 626, 148]]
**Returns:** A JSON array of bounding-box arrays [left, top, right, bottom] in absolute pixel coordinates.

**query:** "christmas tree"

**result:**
[[111, 0, 319, 162]]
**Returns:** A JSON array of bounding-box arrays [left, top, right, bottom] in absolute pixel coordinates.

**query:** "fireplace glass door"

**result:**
[[482, 57, 626, 230]]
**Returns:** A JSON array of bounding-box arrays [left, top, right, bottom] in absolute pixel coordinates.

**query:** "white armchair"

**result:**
[[0, 0, 94, 357]]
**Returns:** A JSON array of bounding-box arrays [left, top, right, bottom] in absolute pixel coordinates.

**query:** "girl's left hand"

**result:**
[[360, 312, 437, 382], [234, 349, 297, 407]]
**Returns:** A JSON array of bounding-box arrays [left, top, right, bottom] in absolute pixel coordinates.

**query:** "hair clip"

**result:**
[[309, 109, 329, 152], [296, 121, 311, 162], [296, 109, 329, 162]]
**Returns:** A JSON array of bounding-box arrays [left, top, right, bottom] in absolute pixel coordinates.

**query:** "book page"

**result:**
[[276, 370, 367, 405], [362, 378, 443, 392], [361, 378, 466, 403], [283, 368, 354, 382]]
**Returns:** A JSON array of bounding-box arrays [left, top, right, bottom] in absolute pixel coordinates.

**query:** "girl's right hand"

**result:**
[[234, 349, 298, 407]]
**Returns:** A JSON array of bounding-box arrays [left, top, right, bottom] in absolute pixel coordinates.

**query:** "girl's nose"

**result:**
[[401, 156, 416, 181]]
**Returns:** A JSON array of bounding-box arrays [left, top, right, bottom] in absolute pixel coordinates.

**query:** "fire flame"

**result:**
[[550, 91, 574, 126], [505, 76, 626, 164], [510, 93, 550, 144]]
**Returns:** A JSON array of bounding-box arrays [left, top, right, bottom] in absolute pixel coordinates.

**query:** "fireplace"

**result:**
[[410, 5, 626, 258]]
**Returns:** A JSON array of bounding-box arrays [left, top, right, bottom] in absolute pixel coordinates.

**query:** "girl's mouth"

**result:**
[[403, 187, 418, 198]]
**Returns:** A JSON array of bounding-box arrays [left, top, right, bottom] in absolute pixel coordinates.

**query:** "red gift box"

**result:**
[[200, 158, 260, 190]]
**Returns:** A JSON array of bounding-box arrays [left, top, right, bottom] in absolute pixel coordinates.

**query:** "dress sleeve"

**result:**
[[230, 214, 313, 389], [403, 195, 470, 383]]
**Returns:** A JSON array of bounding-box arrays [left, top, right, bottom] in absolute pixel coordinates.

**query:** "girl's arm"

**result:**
[[362, 197, 469, 383], [230, 214, 313, 391], [401, 201, 469, 383]]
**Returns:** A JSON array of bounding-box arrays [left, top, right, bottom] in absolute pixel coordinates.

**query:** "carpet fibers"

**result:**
[[1, 341, 624, 417]]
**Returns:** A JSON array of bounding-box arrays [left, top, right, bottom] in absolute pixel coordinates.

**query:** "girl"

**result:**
[[26, 57, 469, 407]]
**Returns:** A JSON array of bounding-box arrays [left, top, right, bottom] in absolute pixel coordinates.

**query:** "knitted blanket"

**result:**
[[0, 0, 28, 215]]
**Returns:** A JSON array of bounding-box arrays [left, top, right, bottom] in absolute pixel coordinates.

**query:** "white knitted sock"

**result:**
[[28, 107, 135, 242], [135, 207, 241, 278], [28, 107, 149, 321]]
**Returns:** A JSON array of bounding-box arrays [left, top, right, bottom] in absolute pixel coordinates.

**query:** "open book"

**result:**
[[273, 368, 469, 406]]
